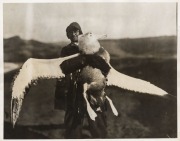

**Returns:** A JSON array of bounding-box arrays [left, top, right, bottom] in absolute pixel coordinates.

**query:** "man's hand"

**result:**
[[60, 55, 87, 74]]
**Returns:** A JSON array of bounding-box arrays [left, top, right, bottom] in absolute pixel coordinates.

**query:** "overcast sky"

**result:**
[[3, 3, 177, 42]]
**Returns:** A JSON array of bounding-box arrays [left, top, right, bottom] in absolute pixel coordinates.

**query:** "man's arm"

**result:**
[[60, 54, 111, 77]]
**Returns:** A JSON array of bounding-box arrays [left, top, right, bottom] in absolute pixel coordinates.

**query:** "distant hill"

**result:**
[[100, 36, 177, 59], [4, 36, 65, 62], [4, 36, 177, 62]]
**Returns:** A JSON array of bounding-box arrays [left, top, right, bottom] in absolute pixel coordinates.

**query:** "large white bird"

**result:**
[[11, 32, 168, 127]]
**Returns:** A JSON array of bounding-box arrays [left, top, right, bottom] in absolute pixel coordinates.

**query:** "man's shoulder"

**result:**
[[61, 43, 80, 57], [62, 43, 78, 50], [62, 43, 71, 50]]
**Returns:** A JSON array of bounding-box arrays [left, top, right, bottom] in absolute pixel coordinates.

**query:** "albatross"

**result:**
[[11, 32, 168, 127]]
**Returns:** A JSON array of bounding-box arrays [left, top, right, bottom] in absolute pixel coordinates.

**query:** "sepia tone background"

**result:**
[[3, 3, 177, 139]]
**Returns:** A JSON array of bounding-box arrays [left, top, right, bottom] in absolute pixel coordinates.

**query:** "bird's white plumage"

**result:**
[[107, 64, 168, 96], [11, 53, 79, 126], [12, 53, 79, 99], [106, 96, 118, 116], [83, 83, 97, 120]]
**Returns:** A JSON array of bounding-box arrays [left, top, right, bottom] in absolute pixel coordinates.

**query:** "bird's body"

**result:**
[[79, 46, 110, 106], [77, 33, 114, 119]]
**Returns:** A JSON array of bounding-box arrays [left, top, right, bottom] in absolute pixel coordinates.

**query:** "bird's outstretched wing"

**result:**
[[106, 65, 168, 96], [11, 53, 79, 127]]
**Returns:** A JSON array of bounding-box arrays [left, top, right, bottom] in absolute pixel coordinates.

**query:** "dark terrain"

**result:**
[[4, 36, 177, 139]]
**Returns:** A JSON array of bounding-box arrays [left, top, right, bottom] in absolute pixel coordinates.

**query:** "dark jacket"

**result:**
[[54, 43, 83, 110]]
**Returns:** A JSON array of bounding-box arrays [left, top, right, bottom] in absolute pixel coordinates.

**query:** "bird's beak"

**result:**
[[96, 34, 107, 40]]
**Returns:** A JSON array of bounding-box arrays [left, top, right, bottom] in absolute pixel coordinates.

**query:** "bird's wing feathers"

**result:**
[[11, 53, 79, 127], [107, 65, 168, 96], [11, 52, 167, 126]]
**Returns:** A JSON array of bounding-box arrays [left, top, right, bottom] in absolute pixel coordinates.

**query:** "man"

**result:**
[[55, 22, 107, 138]]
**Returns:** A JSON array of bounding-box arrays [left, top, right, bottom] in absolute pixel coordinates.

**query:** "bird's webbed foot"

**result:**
[[83, 83, 97, 121], [106, 96, 118, 116]]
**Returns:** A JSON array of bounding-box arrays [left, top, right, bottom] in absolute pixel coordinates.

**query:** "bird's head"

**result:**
[[78, 32, 107, 54]]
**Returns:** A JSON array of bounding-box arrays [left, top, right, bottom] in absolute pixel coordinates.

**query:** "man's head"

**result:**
[[66, 22, 83, 43]]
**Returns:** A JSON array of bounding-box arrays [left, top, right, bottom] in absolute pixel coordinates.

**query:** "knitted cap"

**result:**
[[66, 22, 83, 34]]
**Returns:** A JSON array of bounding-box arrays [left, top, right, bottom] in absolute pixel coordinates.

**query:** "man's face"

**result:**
[[67, 29, 80, 43]]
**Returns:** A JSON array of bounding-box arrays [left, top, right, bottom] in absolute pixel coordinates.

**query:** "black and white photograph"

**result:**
[[3, 1, 178, 139]]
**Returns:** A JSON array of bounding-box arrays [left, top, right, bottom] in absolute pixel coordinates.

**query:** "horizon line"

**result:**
[[3, 34, 177, 44]]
